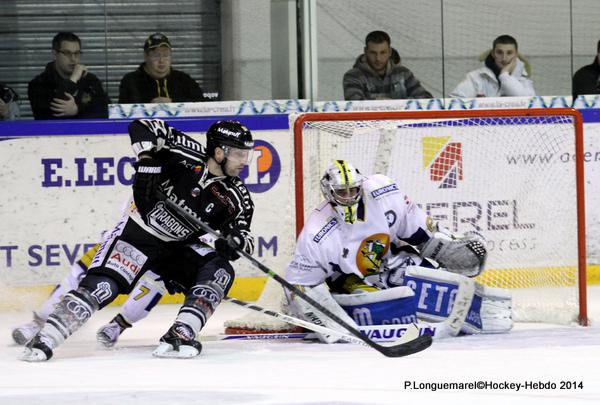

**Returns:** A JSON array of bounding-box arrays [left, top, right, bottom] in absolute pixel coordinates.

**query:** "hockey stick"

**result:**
[[223, 296, 423, 346], [202, 332, 309, 341], [444, 277, 475, 336], [161, 196, 432, 357]]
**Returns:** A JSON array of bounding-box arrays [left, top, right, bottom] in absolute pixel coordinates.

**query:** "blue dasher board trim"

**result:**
[[0, 115, 290, 138]]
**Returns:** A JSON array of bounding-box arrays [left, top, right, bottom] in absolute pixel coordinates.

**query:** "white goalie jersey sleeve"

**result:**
[[285, 174, 432, 286]]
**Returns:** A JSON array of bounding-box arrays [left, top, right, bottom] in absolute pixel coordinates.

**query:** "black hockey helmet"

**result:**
[[206, 120, 254, 158]]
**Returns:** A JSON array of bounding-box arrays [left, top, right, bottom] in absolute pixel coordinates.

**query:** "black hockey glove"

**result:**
[[133, 157, 162, 219], [163, 279, 187, 295], [214, 229, 243, 261]]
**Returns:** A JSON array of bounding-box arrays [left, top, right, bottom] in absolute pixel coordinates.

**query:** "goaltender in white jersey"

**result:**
[[287, 171, 429, 286], [285, 160, 512, 342]]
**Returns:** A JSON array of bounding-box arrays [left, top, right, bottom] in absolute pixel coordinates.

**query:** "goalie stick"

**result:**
[[160, 195, 432, 358], [223, 296, 422, 346]]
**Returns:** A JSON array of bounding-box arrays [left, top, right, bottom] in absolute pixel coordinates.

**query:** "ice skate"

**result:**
[[20, 333, 54, 362], [97, 314, 131, 348], [152, 322, 202, 359]]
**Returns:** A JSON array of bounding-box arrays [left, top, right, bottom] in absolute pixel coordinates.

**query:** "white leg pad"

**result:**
[[403, 266, 512, 335], [478, 285, 513, 334], [286, 283, 359, 344]]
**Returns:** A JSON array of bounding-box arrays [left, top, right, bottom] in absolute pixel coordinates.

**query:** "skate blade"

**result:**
[[152, 342, 200, 359], [19, 347, 49, 362]]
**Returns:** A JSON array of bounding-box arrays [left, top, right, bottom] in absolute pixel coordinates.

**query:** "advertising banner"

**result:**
[[1, 103, 599, 310], [0, 119, 295, 307]]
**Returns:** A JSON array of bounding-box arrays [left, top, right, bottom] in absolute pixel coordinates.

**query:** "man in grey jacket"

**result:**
[[343, 31, 432, 100], [450, 35, 535, 98]]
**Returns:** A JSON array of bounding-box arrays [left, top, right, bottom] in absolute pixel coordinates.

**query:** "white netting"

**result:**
[[297, 111, 584, 325], [226, 110, 586, 331]]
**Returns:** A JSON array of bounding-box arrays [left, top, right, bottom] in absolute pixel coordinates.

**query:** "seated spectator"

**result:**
[[450, 35, 535, 98], [118, 33, 207, 103], [343, 30, 432, 100], [572, 40, 600, 100], [0, 83, 20, 120], [28, 32, 109, 120]]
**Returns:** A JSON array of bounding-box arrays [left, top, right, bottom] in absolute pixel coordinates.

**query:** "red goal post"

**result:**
[[292, 108, 587, 326]]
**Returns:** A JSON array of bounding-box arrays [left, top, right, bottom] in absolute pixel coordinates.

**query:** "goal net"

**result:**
[[226, 108, 587, 332]]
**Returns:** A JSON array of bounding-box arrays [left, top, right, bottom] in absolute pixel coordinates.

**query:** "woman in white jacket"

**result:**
[[450, 35, 535, 98]]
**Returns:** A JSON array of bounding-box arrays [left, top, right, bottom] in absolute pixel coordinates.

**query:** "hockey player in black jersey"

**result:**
[[21, 118, 255, 361]]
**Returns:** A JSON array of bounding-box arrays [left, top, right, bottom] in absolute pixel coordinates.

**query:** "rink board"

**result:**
[[1, 110, 599, 310], [0, 117, 296, 308]]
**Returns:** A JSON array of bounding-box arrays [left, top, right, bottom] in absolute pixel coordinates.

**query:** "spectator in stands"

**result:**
[[572, 40, 600, 100], [118, 33, 207, 103], [28, 32, 109, 120], [450, 35, 535, 98], [0, 83, 20, 120], [343, 30, 432, 100]]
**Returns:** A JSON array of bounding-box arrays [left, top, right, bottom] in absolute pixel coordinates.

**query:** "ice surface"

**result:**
[[1, 287, 599, 405]]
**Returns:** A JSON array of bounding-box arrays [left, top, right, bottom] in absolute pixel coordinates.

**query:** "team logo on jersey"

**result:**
[[356, 233, 390, 275], [148, 201, 194, 240], [239, 140, 281, 193], [423, 136, 463, 188]]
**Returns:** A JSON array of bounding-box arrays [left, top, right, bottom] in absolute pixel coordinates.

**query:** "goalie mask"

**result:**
[[320, 160, 364, 223]]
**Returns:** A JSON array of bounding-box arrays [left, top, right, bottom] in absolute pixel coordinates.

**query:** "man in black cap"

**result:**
[[118, 33, 207, 103]]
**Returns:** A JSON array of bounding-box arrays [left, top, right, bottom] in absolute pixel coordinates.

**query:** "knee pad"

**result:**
[[194, 256, 235, 295], [79, 273, 121, 309]]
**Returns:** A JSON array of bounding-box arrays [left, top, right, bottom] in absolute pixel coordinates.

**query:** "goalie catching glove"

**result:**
[[419, 224, 488, 277]]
